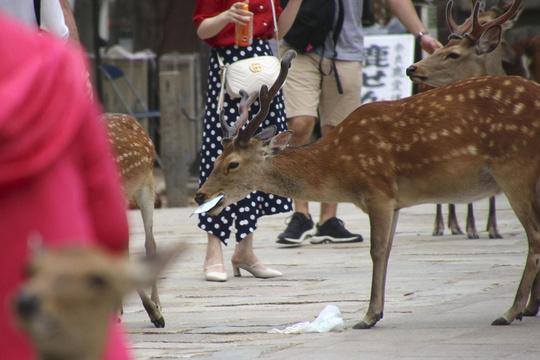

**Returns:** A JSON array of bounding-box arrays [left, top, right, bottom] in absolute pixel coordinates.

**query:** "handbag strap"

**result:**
[[270, 0, 280, 56]]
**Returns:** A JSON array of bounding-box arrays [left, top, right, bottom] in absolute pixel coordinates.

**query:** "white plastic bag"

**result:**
[[269, 305, 344, 334]]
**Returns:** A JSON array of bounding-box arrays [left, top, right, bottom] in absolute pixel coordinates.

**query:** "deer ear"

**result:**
[[475, 26, 502, 55], [253, 125, 277, 141], [262, 130, 293, 157], [128, 244, 188, 288]]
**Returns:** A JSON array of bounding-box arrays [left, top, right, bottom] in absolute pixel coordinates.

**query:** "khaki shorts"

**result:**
[[279, 45, 362, 127]]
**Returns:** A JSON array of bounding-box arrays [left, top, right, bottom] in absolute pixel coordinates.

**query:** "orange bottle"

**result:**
[[235, 3, 253, 46]]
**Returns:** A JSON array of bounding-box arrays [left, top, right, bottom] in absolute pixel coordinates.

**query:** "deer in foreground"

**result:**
[[14, 243, 186, 360], [195, 50, 540, 328], [406, 0, 523, 239], [103, 113, 164, 328]]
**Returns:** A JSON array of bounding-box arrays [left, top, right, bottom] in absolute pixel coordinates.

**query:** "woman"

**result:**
[[193, 0, 302, 281]]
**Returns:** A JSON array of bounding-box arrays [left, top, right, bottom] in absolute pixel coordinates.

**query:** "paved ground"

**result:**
[[122, 195, 540, 360]]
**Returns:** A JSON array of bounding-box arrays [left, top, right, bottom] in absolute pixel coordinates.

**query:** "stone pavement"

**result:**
[[122, 195, 540, 360]]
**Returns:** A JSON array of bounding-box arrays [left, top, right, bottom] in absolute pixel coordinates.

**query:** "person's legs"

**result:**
[[308, 60, 363, 244], [276, 115, 318, 244]]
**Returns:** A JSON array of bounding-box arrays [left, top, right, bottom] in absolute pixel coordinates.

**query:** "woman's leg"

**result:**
[[231, 233, 266, 269], [204, 233, 227, 281], [232, 233, 283, 278]]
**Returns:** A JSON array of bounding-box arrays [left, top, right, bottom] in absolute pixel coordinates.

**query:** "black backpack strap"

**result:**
[[318, 0, 345, 94], [34, 0, 41, 26]]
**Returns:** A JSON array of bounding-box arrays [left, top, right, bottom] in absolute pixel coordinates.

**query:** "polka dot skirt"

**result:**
[[198, 39, 292, 245]]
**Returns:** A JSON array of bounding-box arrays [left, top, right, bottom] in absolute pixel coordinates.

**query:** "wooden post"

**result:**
[[159, 71, 189, 207]]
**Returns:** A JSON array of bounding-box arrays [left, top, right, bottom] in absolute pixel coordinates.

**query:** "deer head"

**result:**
[[194, 50, 297, 214], [406, 0, 523, 87], [14, 242, 186, 360]]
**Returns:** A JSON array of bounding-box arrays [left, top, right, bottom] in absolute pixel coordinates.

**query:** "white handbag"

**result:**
[[222, 56, 281, 98], [217, 0, 283, 102]]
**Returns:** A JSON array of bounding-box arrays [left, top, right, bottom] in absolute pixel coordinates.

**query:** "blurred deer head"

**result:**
[[13, 242, 186, 360]]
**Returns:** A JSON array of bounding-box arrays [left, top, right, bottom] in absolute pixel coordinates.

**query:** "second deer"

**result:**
[[406, 0, 523, 239], [196, 51, 540, 329], [103, 112, 164, 328]]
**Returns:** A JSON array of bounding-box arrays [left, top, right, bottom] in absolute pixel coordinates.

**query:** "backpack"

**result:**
[[281, 0, 340, 53]]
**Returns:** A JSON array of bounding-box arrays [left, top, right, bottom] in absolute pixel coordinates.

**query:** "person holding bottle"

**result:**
[[192, 0, 302, 282]]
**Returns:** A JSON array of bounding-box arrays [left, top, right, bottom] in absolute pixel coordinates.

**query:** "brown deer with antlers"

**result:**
[[103, 113, 165, 328], [195, 50, 540, 328], [406, 0, 523, 239]]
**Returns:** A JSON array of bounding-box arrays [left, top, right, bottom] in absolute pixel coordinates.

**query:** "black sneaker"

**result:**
[[309, 217, 363, 244], [276, 212, 315, 244]]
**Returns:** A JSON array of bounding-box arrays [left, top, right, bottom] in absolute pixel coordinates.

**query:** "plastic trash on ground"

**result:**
[[269, 305, 344, 334]]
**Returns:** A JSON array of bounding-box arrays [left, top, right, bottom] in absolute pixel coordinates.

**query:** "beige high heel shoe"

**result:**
[[232, 262, 283, 278], [203, 263, 227, 282]]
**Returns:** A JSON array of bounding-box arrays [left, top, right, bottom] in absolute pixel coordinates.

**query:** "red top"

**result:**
[[193, 0, 283, 47]]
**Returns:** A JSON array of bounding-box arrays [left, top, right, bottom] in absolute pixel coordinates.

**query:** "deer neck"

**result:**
[[261, 142, 350, 204]]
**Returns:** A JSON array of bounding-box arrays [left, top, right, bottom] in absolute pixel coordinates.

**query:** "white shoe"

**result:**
[[232, 262, 283, 278], [203, 263, 227, 282]]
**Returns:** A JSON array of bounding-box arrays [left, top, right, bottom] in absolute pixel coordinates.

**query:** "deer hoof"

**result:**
[[523, 307, 539, 317], [432, 230, 444, 236], [491, 317, 511, 326], [488, 233, 503, 239], [353, 313, 382, 329], [467, 233, 480, 239], [152, 316, 165, 328]]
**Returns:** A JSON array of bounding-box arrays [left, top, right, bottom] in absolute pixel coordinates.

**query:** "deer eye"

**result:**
[[88, 274, 107, 289], [446, 52, 460, 60], [228, 162, 239, 170]]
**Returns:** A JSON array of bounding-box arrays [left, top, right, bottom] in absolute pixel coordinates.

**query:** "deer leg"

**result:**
[[523, 270, 540, 317], [466, 203, 479, 239], [487, 196, 503, 239], [354, 204, 399, 329], [433, 204, 444, 236], [492, 187, 540, 325], [447, 204, 464, 235], [135, 176, 164, 328]]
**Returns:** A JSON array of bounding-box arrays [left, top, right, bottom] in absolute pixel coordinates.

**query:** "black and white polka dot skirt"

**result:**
[[198, 39, 292, 244]]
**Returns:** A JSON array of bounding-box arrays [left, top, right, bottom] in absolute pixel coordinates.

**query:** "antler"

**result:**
[[446, 0, 480, 38], [220, 90, 259, 139], [235, 50, 297, 147], [466, 0, 523, 41]]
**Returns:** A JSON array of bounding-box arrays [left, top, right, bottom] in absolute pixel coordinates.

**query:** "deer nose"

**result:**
[[406, 66, 417, 77], [194, 192, 207, 205], [15, 292, 40, 319]]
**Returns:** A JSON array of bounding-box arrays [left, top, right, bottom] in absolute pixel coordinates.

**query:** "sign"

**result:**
[[362, 34, 415, 104]]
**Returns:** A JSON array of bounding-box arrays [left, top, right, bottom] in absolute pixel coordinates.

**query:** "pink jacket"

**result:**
[[0, 12, 132, 360]]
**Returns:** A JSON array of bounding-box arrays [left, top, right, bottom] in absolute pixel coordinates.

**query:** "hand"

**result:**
[[226, 1, 253, 25], [419, 35, 443, 55]]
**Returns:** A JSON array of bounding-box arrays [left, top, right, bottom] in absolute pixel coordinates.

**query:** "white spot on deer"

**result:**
[[467, 145, 478, 155], [353, 135, 361, 143], [453, 127, 462, 135], [340, 155, 353, 161], [458, 94, 465, 102], [430, 133, 438, 140], [444, 95, 453, 102], [513, 103, 525, 115], [493, 90, 502, 101]]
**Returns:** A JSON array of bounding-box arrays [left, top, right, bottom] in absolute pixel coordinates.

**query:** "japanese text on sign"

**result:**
[[362, 34, 415, 104]]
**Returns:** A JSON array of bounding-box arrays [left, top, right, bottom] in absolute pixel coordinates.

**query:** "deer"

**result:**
[[195, 50, 540, 329], [406, 0, 523, 240], [13, 242, 186, 360], [102, 112, 164, 328]]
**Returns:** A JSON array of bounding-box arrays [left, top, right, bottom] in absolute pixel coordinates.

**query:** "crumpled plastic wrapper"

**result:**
[[269, 305, 345, 334]]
